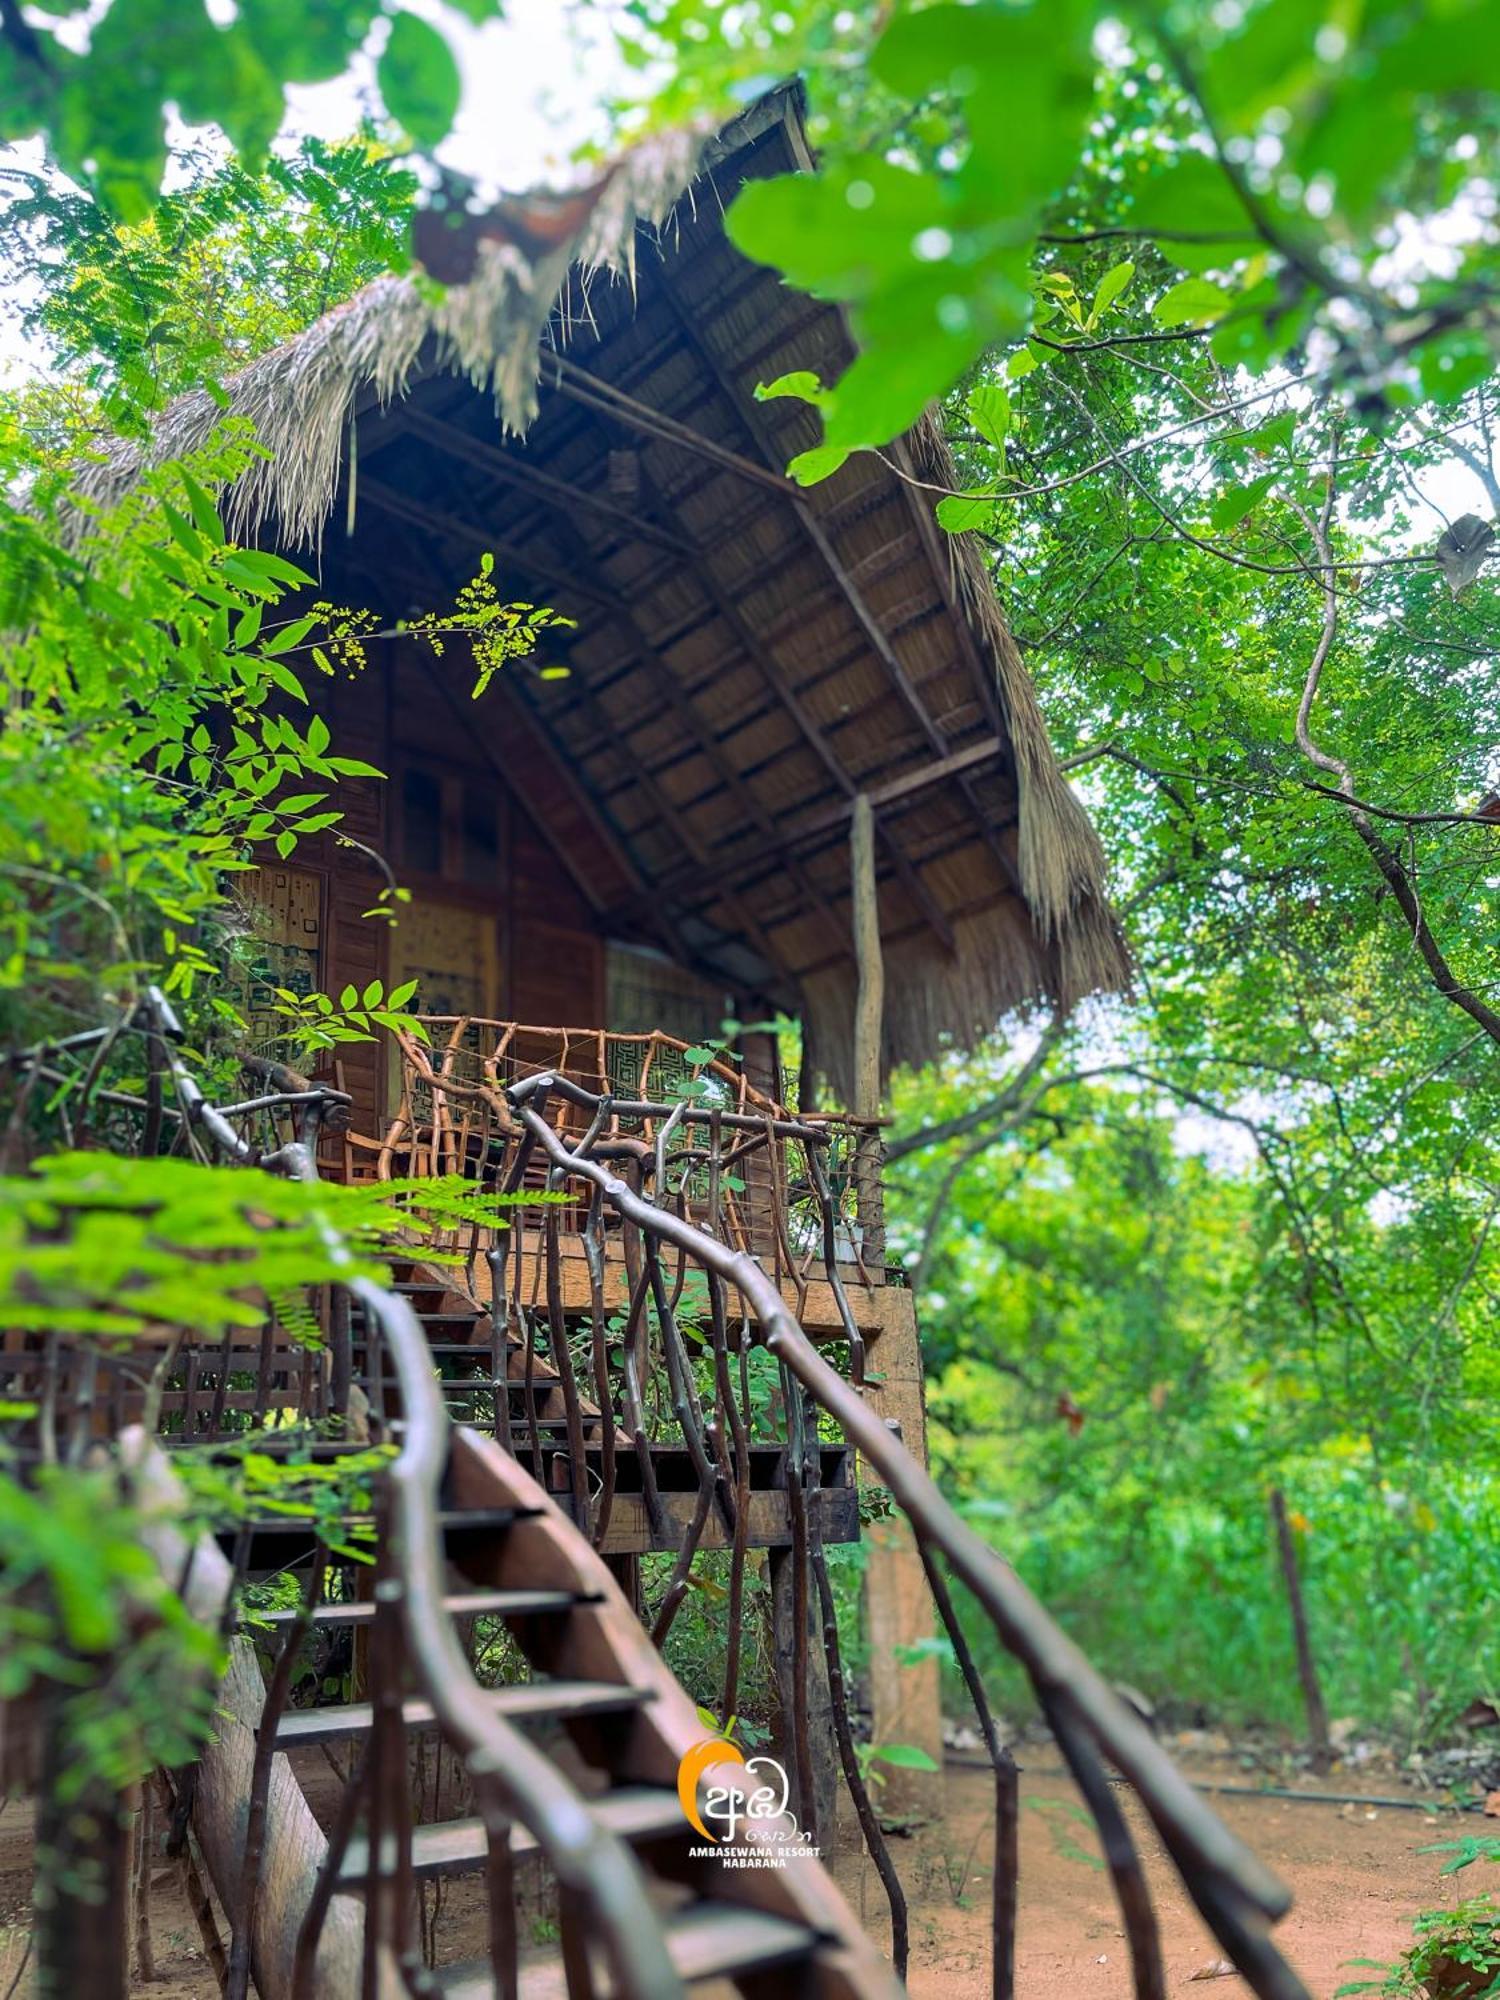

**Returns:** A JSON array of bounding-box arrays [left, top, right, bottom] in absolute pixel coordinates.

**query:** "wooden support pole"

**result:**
[[768, 1545, 838, 1849], [1270, 1488, 1332, 1774], [34, 1688, 130, 2000], [850, 797, 883, 1126], [849, 796, 944, 1818]]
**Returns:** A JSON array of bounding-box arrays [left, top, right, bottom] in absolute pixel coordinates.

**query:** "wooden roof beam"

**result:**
[[545, 354, 797, 503], [635, 741, 1012, 921], [575, 413, 958, 959], [394, 468, 812, 992], [395, 405, 696, 562], [487, 469, 853, 974], [357, 548, 763, 995], [651, 262, 1026, 911], [358, 479, 615, 613]]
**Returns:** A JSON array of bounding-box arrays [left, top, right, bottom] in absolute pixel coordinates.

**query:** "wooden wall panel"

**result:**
[[508, 919, 605, 1028], [251, 639, 732, 1136]]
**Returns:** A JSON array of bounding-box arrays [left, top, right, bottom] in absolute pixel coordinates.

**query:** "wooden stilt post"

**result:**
[[34, 1688, 130, 2000], [850, 796, 884, 1132], [1270, 1488, 1332, 1773], [850, 797, 944, 1820]]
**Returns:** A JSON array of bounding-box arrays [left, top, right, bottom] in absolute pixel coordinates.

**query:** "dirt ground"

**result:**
[[846, 1758, 1446, 1999], [0, 1757, 1465, 1995]]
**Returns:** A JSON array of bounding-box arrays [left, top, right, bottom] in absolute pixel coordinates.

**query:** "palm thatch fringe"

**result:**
[[904, 415, 1130, 1008], [69, 120, 712, 548]]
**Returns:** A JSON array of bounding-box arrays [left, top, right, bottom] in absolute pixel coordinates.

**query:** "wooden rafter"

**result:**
[[459, 455, 853, 970], [566, 403, 959, 959], [358, 479, 616, 612], [651, 262, 1024, 911], [643, 736, 1010, 900], [368, 503, 804, 993], [396, 404, 695, 561]]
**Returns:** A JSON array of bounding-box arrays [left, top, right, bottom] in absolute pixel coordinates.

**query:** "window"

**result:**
[[398, 765, 502, 886], [401, 767, 442, 875]]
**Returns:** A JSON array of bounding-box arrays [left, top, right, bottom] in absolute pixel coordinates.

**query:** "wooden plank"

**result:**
[[256, 1588, 580, 1628], [437, 1903, 820, 2000], [337, 1784, 685, 1884], [274, 1680, 653, 1748], [586, 1485, 859, 1556]]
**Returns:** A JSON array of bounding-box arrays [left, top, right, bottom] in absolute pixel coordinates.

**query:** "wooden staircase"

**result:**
[[226, 1425, 895, 2000], [340, 1261, 860, 1559]]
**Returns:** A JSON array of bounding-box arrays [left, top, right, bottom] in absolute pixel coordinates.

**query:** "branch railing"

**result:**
[[504, 1067, 1315, 2000], [361, 1017, 887, 1286], [5, 995, 683, 2000]]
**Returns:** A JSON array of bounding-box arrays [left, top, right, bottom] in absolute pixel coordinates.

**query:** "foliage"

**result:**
[[0, 426, 559, 1071], [1337, 1895, 1500, 1998], [173, 1432, 395, 1564], [0, 1460, 224, 1799], [0, 1152, 531, 1348], [0, 2, 488, 220], [891, 1063, 1500, 1740], [624, 1, 1500, 469], [2, 135, 416, 449]]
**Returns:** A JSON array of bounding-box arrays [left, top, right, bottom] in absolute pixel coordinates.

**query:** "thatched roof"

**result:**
[[82, 86, 1128, 1090]]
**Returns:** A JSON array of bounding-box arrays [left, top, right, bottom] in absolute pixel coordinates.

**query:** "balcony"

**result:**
[[324, 1019, 892, 1316]]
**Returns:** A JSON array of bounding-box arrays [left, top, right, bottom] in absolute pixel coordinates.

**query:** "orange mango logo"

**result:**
[[677, 1737, 745, 1841]]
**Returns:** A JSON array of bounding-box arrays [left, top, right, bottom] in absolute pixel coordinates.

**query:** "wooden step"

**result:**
[[225, 1506, 533, 1539], [250, 1588, 586, 1629], [357, 1312, 491, 1331], [336, 1785, 686, 1886], [437, 1902, 822, 1998], [273, 1680, 653, 1747], [405, 1342, 518, 1357]]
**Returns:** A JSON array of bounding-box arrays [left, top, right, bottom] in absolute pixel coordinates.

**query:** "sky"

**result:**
[[282, 0, 630, 187]]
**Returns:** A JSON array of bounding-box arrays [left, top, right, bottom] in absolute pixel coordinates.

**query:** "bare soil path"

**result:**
[[840, 1759, 1451, 1999]]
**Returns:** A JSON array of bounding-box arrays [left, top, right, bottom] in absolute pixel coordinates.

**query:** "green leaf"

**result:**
[[1087, 259, 1135, 328], [756, 370, 831, 409], [1251, 410, 1297, 456], [1210, 472, 1278, 532], [787, 443, 851, 485], [968, 383, 1011, 449], [872, 1743, 940, 1771], [378, 13, 462, 149], [1153, 278, 1233, 328], [179, 470, 225, 545], [936, 490, 997, 533], [261, 615, 319, 656]]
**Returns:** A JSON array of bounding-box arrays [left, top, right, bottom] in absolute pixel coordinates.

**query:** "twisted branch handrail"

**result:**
[[507, 1069, 1313, 2000]]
